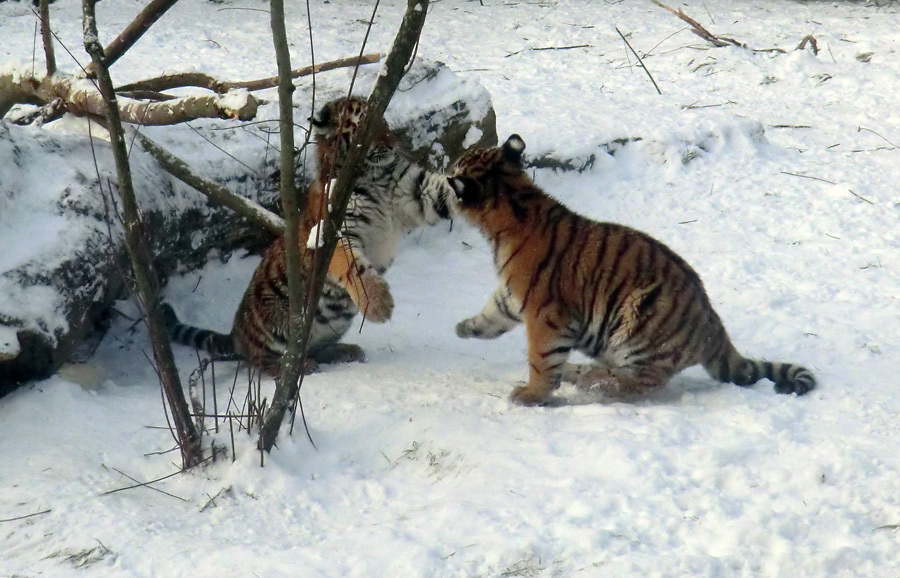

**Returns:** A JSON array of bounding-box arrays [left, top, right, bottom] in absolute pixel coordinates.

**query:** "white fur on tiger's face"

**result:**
[[449, 134, 815, 406]]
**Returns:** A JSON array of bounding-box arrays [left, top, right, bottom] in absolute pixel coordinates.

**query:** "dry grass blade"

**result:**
[[0, 508, 52, 523], [615, 28, 661, 95], [505, 44, 592, 58], [780, 171, 836, 185]]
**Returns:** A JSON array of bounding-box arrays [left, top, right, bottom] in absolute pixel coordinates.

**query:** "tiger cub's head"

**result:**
[[310, 97, 397, 178], [447, 134, 532, 219]]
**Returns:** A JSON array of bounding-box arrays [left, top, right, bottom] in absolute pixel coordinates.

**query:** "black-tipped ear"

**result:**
[[448, 176, 482, 206], [449, 177, 466, 198], [310, 105, 330, 128], [502, 134, 526, 163]]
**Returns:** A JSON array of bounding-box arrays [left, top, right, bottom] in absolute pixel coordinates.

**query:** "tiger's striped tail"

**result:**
[[160, 303, 238, 360], [703, 341, 816, 395]]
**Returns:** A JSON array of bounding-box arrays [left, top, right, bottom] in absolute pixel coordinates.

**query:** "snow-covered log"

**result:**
[[0, 69, 259, 125], [0, 60, 497, 392]]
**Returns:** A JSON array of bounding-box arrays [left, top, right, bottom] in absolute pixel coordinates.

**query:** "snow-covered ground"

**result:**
[[2, 1, 900, 576]]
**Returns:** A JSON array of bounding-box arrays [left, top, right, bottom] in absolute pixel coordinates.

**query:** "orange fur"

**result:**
[[449, 135, 815, 405]]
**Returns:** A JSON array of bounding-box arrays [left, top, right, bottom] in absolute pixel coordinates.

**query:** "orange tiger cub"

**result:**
[[447, 134, 815, 405], [163, 96, 453, 379]]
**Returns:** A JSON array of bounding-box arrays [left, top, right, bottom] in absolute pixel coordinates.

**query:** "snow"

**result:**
[[306, 222, 325, 250], [216, 88, 251, 113], [2, 1, 900, 577], [0, 325, 19, 360]]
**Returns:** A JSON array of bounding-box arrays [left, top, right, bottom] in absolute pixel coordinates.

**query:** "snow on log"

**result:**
[[0, 68, 259, 124]]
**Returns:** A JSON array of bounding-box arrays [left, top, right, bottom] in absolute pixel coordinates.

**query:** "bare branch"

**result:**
[[82, 0, 202, 469], [116, 54, 381, 94], [652, 0, 744, 48], [38, 0, 56, 76], [133, 131, 285, 235], [505, 44, 592, 58], [83, 0, 180, 76], [258, 0, 307, 454]]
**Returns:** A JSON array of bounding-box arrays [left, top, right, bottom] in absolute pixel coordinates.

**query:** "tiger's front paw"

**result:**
[[355, 271, 394, 323], [510, 383, 551, 406], [455, 317, 480, 338]]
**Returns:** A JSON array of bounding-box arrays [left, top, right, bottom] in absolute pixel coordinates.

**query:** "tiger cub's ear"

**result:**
[[502, 134, 526, 164], [448, 176, 483, 207], [309, 103, 335, 135], [310, 106, 328, 126]]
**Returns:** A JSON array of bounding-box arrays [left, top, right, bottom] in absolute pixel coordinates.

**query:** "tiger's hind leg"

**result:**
[[562, 362, 614, 389], [565, 360, 676, 398], [312, 343, 366, 365]]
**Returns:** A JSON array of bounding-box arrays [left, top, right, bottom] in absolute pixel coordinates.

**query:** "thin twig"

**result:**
[[615, 28, 661, 95], [101, 468, 187, 501], [857, 126, 898, 149], [505, 44, 592, 58], [0, 509, 52, 524], [848, 190, 874, 205], [780, 171, 836, 185]]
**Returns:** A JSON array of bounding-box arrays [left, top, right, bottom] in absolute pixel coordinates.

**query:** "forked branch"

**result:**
[[652, 0, 788, 54], [652, 0, 745, 48], [83, 0, 180, 76]]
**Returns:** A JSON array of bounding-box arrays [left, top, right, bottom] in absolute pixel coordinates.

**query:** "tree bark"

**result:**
[[257, 0, 307, 454], [38, 0, 56, 76], [82, 0, 202, 469]]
